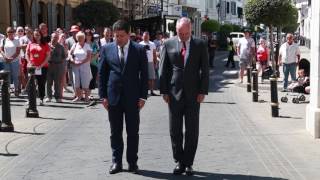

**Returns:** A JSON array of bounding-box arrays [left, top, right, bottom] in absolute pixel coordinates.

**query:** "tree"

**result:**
[[73, 0, 120, 29], [218, 24, 234, 49], [201, 20, 220, 33], [232, 24, 242, 32], [282, 6, 299, 33], [245, 0, 298, 70]]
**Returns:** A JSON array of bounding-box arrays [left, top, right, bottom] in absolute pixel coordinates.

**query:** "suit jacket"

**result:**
[[98, 41, 148, 106], [159, 36, 209, 101]]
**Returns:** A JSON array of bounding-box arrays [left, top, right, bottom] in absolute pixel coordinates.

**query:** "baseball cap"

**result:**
[[70, 25, 80, 33]]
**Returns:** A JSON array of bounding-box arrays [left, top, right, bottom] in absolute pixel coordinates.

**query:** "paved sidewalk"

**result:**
[[0, 50, 319, 180]]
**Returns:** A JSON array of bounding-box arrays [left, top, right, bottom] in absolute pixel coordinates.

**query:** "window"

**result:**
[[226, 2, 230, 14], [237, 7, 243, 18], [231, 1, 236, 15], [230, 34, 238, 38]]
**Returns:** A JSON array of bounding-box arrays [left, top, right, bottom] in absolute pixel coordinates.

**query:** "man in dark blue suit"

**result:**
[[98, 20, 148, 174]]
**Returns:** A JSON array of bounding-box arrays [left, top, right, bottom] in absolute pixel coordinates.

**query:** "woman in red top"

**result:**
[[256, 38, 269, 82], [26, 29, 51, 105]]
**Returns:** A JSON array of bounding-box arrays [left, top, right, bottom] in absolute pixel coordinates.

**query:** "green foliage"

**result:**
[[282, 23, 299, 33], [245, 0, 298, 27], [73, 0, 120, 28], [232, 24, 242, 32], [220, 24, 233, 35], [201, 20, 220, 33], [218, 24, 233, 49], [282, 5, 299, 33]]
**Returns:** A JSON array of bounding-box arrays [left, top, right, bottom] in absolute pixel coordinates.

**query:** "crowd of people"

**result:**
[[227, 28, 309, 94], [0, 23, 169, 105]]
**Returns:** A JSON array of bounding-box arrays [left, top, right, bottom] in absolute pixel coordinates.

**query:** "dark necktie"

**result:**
[[180, 42, 186, 66], [120, 47, 125, 70]]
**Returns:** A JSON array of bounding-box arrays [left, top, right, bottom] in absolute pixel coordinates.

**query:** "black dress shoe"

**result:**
[[128, 163, 139, 174], [109, 163, 122, 174], [185, 166, 194, 176], [173, 163, 185, 175]]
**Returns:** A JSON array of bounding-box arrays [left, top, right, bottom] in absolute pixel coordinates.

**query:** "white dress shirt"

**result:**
[[117, 40, 130, 63], [279, 42, 300, 64]]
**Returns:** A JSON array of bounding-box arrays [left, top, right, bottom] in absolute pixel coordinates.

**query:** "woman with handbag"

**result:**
[[256, 38, 269, 83], [68, 31, 92, 102], [0, 27, 21, 96]]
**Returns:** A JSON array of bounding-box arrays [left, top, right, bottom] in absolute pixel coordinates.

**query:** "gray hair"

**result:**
[[76, 31, 85, 41], [51, 32, 59, 38], [286, 33, 293, 39], [176, 17, 192, 29], [104, 27, 112, 33]]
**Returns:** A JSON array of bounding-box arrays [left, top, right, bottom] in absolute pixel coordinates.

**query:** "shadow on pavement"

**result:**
[[13, 131, 45, 135], [10, 99, 28, 103], [0, 153, 18, 157], [42, 104, 85, 109], [138, 170, 287, 180], [39, 117, 66, 121], [278, 116, 303, 120], [203, 101, 236, 105], [208, 52, 240, 93], [57, 101, 89, 105]]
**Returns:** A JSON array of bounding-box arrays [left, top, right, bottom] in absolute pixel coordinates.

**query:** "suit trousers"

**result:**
[[169, 93, 200, 166], [108, 97, 140, 165]]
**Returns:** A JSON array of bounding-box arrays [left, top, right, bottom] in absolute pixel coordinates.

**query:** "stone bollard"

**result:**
[[246, 67, 251, 92], [252, 69, 258, 102], [26, 67, 39, 118], [0, 70, 14, 132], [270, 75, 279, 117]]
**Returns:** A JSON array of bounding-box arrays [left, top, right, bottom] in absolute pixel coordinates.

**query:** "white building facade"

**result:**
[[294, 0, 311, 48], [218, 0, 245, 25]]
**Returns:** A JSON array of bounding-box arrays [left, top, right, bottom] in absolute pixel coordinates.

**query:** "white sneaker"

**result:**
[[44, 98, 52, 102]]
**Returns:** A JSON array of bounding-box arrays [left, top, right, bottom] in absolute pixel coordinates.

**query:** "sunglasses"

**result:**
[[18, 30, 24, 32], [7, 31, 14, 34]]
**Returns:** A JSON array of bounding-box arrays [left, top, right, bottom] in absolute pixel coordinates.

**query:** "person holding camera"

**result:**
[[139, 31, 158, 96]]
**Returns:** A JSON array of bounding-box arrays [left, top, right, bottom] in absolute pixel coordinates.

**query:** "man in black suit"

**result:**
[[98, 20, 148, 174], [159, 17, 209, 176]]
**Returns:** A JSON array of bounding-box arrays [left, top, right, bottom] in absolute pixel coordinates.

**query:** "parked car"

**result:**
[[230, 32, 244, 46]]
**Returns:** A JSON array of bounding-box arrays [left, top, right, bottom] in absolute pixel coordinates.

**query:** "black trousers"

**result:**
[[35, 67, 47, 100], [226, 52, 235, 67], [89, 64, 98, 90], [209, 50, 215, 67], [108, 98, 140, 165], [168, 94, 200, 166]]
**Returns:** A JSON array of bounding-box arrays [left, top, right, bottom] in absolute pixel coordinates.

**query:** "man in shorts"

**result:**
[[237, 28, 255, 83], [139, 31, 158, 96]]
